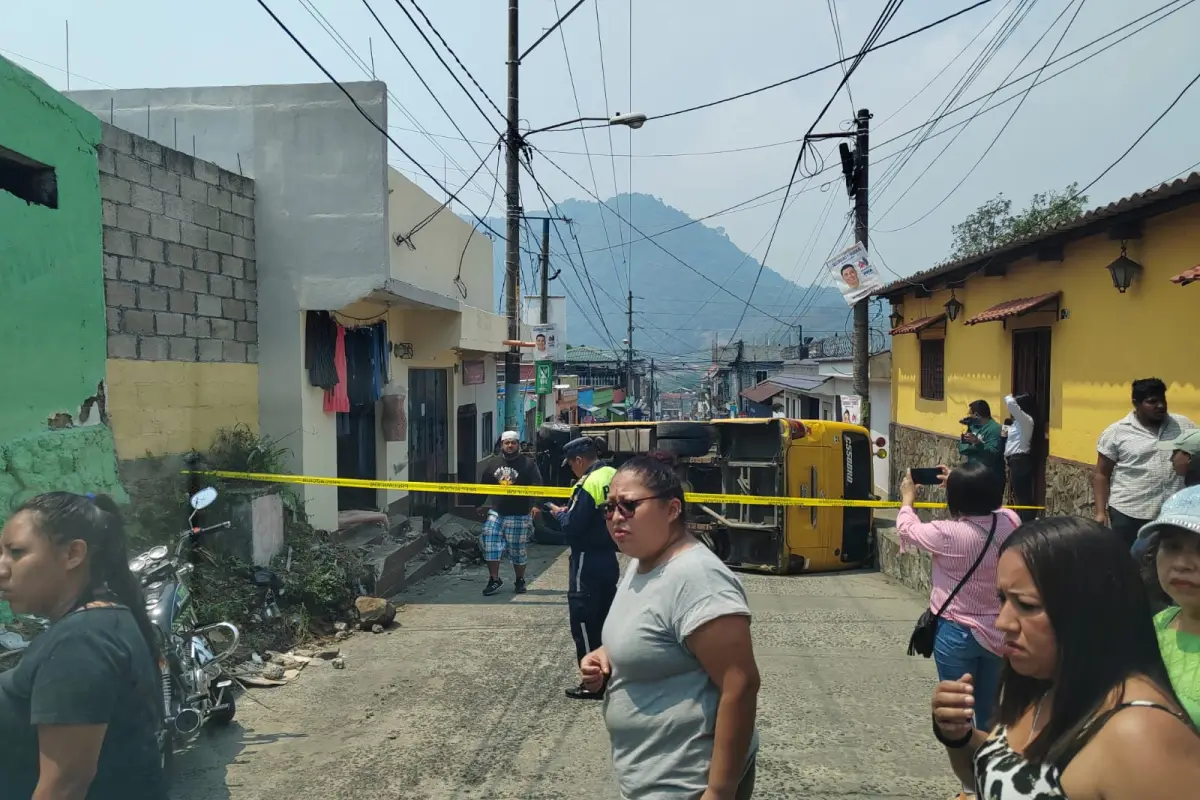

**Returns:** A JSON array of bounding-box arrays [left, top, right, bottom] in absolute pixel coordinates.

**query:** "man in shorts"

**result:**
[[478, 431, 543, 596]]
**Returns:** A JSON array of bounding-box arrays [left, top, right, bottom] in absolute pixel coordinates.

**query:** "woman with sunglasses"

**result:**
[[579, 452, 760, 800]]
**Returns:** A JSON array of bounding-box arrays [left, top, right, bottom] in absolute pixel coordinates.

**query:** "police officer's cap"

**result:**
[[562, 436, 599, 466]]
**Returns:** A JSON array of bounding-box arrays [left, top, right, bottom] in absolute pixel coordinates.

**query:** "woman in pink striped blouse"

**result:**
[[897, 462, 1021, 734]]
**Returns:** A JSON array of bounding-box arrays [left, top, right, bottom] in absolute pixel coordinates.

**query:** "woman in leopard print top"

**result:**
[[929, 517, 1200, 799]]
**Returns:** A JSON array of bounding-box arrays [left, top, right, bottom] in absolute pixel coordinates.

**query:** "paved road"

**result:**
[[173, 544, 958, 800]]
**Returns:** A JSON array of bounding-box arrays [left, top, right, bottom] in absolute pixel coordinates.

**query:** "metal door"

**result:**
[[408, 369, 450, 518]]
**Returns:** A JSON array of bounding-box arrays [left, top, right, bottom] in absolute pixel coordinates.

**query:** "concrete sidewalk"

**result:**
[[174, 544, 957, 800]]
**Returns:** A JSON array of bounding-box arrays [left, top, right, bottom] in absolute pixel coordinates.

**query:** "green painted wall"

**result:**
[[0, 58, 123, 533], [0, 57, 107, 439]]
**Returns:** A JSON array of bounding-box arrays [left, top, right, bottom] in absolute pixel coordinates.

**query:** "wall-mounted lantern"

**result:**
[[944, 290, 964, 322], [888, 308, 904, 329], [1106, 243, 1142, 294]]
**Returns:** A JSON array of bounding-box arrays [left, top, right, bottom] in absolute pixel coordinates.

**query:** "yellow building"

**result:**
[[880, 173, 1200, 515]]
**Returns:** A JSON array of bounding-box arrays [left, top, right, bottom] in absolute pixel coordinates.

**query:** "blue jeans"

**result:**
[[934, 619, 1003, 732]]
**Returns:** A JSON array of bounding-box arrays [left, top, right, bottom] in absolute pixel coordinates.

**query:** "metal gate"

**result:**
[[408, 368, 450, 518]]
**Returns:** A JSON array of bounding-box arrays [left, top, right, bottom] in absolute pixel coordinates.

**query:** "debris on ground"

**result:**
[[332, 657, 346, 670], [355, 596, 396, 630], [430, 514, 484, 564]]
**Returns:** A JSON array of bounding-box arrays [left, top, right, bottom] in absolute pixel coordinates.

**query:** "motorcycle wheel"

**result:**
[[210, 694, 237, 726]]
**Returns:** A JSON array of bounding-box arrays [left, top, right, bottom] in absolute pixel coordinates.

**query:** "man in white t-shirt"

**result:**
[[1095, 378, 1196, 548]]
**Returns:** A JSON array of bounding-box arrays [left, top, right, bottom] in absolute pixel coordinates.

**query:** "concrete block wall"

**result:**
[[99, 123, 258, 363]]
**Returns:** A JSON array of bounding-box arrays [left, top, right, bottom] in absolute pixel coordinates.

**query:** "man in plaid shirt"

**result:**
[[478, 431, 543, 596]]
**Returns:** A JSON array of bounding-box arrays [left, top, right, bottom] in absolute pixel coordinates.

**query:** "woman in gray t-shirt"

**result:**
[[580, 453, 760, 799]]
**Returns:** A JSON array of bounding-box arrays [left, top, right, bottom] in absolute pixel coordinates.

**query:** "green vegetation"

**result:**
[[949, 183, 1088, 259]]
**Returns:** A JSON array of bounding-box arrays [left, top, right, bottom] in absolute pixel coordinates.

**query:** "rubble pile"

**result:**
[[429, 513, 485, 565]]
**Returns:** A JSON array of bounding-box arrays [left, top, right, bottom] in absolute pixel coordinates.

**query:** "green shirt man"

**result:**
[[958, 400, 1005, 474]]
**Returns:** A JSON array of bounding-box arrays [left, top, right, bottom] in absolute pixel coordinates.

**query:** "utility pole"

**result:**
[[649, 358, 656, 420], [626, 289, 635, 401], [538, 217, 553, 426], [851, 108, 871, 432], [502, 0, 523, 434], [538, 217, 551, 325]]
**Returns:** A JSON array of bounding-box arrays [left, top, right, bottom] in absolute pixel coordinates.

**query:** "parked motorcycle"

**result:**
[[127, 486, 268, 769]]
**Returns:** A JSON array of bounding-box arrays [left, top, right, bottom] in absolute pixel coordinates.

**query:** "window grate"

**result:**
[[920, 339, 945, 400]]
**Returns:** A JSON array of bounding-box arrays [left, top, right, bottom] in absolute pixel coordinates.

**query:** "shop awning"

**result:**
[[581, 405, 601, 414], [1171, 265, 1200, 286], [963, 291, 1061, 326], [889, 313, 946, 335], [740, 382, 784, 404]]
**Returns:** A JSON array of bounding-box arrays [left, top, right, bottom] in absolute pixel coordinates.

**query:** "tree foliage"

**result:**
[[949, 183, 1088, 259]]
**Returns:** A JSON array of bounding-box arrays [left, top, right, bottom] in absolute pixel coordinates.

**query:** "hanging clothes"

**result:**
[[341, 323, 390, 408], [305, 311, 339, 390], [323, 324, 351, 413]]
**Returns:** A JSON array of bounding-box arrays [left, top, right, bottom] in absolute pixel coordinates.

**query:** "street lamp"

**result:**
[[524, 112, 649, 137], [1106, 245, 1142, 293], [944, 290, 964, 322], [888, 308, 904, 330]]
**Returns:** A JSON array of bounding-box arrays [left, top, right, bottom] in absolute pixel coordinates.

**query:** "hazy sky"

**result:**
[[7, 0, 1199, 325]]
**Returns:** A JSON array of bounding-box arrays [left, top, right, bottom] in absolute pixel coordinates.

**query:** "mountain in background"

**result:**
[[483, 193, 853, 358]]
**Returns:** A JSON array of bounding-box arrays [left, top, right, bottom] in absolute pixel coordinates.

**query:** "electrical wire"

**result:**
[[452, 143, 504, 299], [551, 0, 627, 294], [878, 0, 1091, 231], [524, 145, 800, 327], [253, 0, 505, 240], [646, 0, 994, 122], [292, 0, 501, 214], [1071, 66, 1200, 199], [403, 0, 505, 118], [389, 0, 504, 132], [722, 0, 906, 348]]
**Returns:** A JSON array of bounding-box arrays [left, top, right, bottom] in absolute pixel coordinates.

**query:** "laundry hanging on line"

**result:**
[[304, 310, 390, 414]]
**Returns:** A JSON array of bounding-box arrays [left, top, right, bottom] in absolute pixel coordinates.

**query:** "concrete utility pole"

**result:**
[[502, 0, 523, 434], [626, 289, 635, 400], [538, 217, 553, 425], [649, 358, 656, 420], [851, 108, 871, 432], [538, 217, 551, 325]]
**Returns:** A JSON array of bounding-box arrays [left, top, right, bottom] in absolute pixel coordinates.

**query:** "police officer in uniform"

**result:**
[[550, 437, 619, 700]]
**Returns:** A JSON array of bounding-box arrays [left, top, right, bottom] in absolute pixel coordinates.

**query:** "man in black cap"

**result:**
[[547, 437, 619, 699]]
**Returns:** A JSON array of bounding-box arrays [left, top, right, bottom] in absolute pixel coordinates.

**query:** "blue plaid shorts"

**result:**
[[481, 511, 533, 565]]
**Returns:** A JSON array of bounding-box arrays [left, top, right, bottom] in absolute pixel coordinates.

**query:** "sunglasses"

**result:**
[[603, 493, 669, 519]]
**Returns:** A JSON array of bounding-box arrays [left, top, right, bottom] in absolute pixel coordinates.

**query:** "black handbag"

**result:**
[[907, 513, 999, 658]]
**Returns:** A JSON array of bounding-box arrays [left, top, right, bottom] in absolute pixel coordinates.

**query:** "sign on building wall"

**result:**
[[535, 361, 553, 395], [827, 242, 882, 305], [839, 394, 862, 425], [462, 359, 485, 386]]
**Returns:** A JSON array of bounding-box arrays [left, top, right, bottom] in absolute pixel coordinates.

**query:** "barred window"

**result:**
[[920, 339, 945, 401]]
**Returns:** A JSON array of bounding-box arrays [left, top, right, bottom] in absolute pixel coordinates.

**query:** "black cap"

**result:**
[[561, 436, 598, 466]]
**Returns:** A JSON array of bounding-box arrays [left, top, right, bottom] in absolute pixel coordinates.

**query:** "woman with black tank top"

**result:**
[[931, 516, 1200, 799], [0, 493, 167, 800]]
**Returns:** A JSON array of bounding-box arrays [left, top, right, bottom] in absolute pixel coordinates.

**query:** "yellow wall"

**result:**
[[891, 202, 1200, 465], [106, 359, 259, 460]]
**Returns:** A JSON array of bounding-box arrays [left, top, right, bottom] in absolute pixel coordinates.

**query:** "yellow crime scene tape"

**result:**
[[188, 470, 1044, 512]]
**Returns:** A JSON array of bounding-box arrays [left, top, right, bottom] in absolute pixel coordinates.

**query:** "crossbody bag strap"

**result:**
[[932, 513, 999, 618]]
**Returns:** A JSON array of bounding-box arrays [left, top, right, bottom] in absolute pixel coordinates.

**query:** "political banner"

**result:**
[[826, 242, 882, 305]]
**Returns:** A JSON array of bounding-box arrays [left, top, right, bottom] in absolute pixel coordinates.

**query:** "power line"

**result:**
[[526, 145, 800, 327], [878, 0, 1090, 230], [722, 0, 906, 348], [645, 0, 995, 122], [293, 0, 500, 207], [551, 0, 627, 294], [1072, 66, 1200, 199], [393, 0, 505, 126], [253, 0, 505, 240]]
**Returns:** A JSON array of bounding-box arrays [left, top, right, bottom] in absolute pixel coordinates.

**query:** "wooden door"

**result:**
[[1011, 328, 1052, 505]]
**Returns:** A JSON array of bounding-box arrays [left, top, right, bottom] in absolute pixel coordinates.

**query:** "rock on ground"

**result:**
[[355, 596, 396, 630]]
